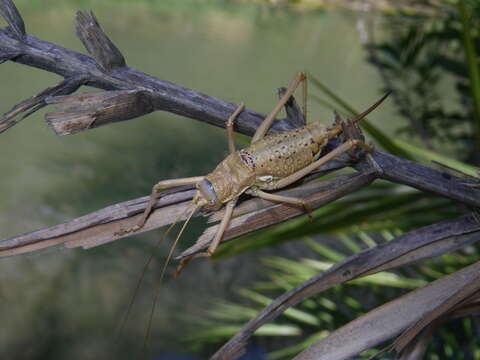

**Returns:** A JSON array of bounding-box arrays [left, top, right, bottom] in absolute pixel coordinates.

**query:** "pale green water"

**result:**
[[0, 1, 401, 358]]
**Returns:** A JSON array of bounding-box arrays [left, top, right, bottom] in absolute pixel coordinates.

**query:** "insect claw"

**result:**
[[114, 224, 141, 236], [174, 251, 210, 278], [333, 110, 343, 125], [174, 260, 187, 279], [303, 202, 314, 221]]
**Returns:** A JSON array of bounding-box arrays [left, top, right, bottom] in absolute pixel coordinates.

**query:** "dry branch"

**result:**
[[278, 86, 306, 128], [392, 277, 480, 354], [397, 296, 480, 359], [357, 148, 480, 208], [0, 161, 353, 257], [0, 0, 24, 41], [0, 0, 291, 135], [75, 10, 126, 72], [45, 89, 154, 133], [0, 76, 86, 132], [0, 186, 195, 257]]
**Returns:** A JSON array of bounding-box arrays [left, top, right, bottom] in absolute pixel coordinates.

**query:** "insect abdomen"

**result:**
[[244, 123, 331, 186]]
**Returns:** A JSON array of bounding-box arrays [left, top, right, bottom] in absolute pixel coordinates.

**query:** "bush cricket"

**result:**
[[117, 72, 389, 347], [116, 72, 388, 265]]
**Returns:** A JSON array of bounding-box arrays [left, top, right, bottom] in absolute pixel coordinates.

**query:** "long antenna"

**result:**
[[116, 201, 196, 341], [352, 91, 391, 124], [142, 203, 199, 351]]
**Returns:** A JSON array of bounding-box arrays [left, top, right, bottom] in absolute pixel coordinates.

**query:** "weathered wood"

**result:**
[[0, 0, 25, 41], [45, 90, 154, 133], [278, 86, 306, 128], [0, 76, 85, 133], [0, 11, 293, 135], [0, 162, 349, 257], [0, 186, 196, 256], [75, 10, 126, 72], [364, 149, 480, 208], [0, 49, 19, 64]]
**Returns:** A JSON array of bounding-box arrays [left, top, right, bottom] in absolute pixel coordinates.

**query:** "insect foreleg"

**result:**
[[252, 72, 307, 143], [115, 176, 204, 235], [272, 139, 374, 190], [207, 197, 238, 255], [226, 103, 245, 154], [175, 197, 239, 276]]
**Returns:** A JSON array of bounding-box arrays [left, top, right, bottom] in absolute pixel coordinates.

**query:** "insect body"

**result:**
[[117, 72, 389, 262], [118, 73, 389, 347], [205, 121, 329, 200]]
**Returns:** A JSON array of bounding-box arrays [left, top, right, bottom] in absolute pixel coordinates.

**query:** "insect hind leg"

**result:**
[[338, 118, 383, 175], [248, 188, 313, 218], [226, 103, 245, 154], [252, 72, 307, 143]]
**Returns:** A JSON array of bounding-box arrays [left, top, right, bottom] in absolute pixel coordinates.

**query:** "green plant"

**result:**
[[188, 232, 479, 358], [367, 0, 480, 163]]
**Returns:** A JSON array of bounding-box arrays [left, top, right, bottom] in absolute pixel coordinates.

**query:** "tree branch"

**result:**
[[0, 1, 292, 135], [361, 149, 480, 208], [0, 163, 355, 257]]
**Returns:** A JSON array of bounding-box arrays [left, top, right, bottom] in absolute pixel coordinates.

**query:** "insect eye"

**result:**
[[209, 200, 215, 205]]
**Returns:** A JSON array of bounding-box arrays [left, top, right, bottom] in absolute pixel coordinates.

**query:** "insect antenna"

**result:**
[[351, 91, 391, 124], [116, 201, 197, 342], [142, 202, 200, 352]]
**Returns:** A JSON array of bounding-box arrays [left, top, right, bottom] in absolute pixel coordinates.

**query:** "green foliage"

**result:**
[[369, 0, 480, 163], [188, 233, 480, 358]]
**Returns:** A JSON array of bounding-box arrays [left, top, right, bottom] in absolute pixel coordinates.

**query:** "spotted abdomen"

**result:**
[[242, 123, 333, 189]]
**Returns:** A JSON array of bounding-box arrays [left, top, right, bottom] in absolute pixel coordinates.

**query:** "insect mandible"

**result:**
[[115, 72, 389, 269]]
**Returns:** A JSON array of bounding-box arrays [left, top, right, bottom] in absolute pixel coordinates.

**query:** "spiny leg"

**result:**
[[115, 176, 204, 235], [249, 189, 313, 218], [207, 197, 238, 255], [252, 72, 307, 143], [175, 197, 238, 276], [226, 103, 245, 154], [272, 139, 374, 190]]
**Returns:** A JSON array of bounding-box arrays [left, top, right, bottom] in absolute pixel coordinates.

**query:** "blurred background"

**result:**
[[0, 0, 479, 359]]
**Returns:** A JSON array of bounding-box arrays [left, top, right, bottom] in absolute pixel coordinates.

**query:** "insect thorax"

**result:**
[[204, 152, 256, 204]]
